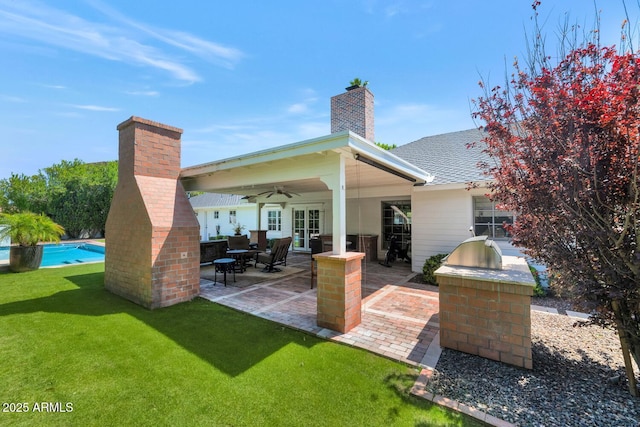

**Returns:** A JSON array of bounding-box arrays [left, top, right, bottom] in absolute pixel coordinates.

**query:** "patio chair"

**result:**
[[227, 235, 259, 268], [255, 237, 292, 272]]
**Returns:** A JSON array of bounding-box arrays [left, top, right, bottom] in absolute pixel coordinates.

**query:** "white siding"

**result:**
[[410, 187, 486, 272], [194, 205, 257, 240], [260, 205, 285, 240]]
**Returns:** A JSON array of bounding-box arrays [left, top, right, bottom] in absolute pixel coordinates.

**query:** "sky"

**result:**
[[1, 0, 638, 179]]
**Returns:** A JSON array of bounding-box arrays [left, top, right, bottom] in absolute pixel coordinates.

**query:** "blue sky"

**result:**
[[0, 0, 637, 179]]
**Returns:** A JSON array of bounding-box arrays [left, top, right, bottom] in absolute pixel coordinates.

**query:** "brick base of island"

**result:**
[[435, 256, 536, 369], [314, 251, 366, 333]]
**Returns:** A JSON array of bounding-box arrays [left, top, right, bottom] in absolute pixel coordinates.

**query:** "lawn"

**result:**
[[0, 264, 480, 426]]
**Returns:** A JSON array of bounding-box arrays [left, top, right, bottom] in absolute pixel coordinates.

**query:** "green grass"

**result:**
[[0, 264, 481, 426]]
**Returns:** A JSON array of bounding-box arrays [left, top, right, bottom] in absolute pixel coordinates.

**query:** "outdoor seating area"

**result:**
[[199, 235, 263, 267], [200, 252, 441, 366]]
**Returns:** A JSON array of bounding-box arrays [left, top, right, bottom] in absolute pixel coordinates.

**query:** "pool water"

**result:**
[[0, 243, 105, 267]]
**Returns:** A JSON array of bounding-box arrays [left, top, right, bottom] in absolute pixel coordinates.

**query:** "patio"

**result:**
[[199, 252, 441, 367]]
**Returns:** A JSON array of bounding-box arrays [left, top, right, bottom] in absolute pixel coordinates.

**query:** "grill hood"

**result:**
[[443, 236, 503, 270]]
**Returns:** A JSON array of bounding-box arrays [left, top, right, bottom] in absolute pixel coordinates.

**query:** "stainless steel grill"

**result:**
[[442, 235, 503, 270]]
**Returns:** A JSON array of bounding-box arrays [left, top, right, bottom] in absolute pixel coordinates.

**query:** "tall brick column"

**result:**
[[331, 86, 374, 141], [105, 116, 200, 309], [315, 252, 366, 333]]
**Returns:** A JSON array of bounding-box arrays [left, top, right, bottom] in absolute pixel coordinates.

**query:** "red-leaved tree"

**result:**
[[473, 6, 640, 396]]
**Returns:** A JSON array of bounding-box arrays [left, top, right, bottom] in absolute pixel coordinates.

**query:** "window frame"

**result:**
[[473, 196, 514, 239], [267, 209, 281, 231], [381, 200, 411, 249]]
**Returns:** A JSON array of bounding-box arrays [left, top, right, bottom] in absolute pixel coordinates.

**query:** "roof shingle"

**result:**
[[391, 128, 491, 185]]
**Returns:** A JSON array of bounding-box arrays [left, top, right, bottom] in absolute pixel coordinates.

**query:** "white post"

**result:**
[[324, 155, 346, 255]]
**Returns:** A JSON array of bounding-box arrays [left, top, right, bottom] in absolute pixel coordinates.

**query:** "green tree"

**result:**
[[0, 173, 47, 214], [473, 2, 640, 395], [0, 159, 117, 238], [375, 142, 397, 151], [45, 161, 117, 238]]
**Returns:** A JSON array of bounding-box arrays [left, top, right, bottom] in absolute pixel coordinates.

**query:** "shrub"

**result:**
[[528, 264, 548, 297], [422, 253, 448, 285]]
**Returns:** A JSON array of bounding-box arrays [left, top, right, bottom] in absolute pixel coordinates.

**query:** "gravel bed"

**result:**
[[424, 311, 640, 426]]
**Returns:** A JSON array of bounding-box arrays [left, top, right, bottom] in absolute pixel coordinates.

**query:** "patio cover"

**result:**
[[180, 131, 433, 254]]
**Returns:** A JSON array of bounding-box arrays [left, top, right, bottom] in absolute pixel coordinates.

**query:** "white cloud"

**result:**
[[125, 90, 160, 97], [287, 103, 309, 114], [88, 0, 244, 68], [71, 104, 120, 112], [0, 94, 27, 103], [0, 0, 244, 83], [286, 89, 318, 115]]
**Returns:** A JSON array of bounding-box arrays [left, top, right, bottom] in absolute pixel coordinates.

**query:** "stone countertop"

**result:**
[[435, 255, 536, 287]]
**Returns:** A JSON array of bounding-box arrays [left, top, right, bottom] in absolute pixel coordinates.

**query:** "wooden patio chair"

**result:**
[[255, 237, 292, 272]]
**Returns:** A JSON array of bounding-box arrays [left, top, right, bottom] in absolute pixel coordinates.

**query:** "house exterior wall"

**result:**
[[255, 205, 292, 240], [346, 194, 411, 260], [190, 185, 495, 272], [194, 205, 257, 240], [410, 187, 488, 272]]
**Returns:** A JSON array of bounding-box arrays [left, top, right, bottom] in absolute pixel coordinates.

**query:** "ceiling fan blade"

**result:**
[[284, 192, 293, 198], [266, 192, 274, 198]]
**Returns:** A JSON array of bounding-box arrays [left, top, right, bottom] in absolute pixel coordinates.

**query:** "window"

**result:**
[[473, 196, 514, 239], [229, 210, 236, 224], [267, 210, 281, 231], [214, 211, 219, 219], [381, 201, 411, 249]]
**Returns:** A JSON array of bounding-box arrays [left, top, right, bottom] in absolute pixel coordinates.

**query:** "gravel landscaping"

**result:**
[[423, 309, 640, 426]]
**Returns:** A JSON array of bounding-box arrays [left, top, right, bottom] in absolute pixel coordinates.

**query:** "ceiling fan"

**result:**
[[243, 186, 301, 199]]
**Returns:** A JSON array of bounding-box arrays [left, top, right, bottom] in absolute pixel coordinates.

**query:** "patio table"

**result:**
[[226, 249, 249, 272], [213, 258, 236, 286]]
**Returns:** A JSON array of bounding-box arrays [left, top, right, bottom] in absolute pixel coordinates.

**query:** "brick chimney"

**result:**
[[105, 117, 200, 309], [330, 86, 374, 141]]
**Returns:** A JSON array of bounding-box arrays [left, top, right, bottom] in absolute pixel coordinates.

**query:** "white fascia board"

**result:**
[[346, 132, 433, 184], [181, 132, 351, 178]]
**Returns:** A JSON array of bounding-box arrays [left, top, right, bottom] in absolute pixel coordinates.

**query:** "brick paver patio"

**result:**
[[199, 252, 441, 366]]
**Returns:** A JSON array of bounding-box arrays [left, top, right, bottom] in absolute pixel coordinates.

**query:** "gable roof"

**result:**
[[391, 128, 491, 186], [189, 193, 247, 208]]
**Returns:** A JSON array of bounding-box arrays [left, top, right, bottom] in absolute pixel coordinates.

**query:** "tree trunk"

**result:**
[[611, 300, 639, 397]]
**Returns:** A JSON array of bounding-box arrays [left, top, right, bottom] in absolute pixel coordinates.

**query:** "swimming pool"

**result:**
[[0, 243, 105, 267]]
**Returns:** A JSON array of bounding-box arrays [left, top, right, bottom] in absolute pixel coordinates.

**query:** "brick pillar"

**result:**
[[330, 86, 374, 141], [315, 252, 366, 333], [105, 116, 200, 309]]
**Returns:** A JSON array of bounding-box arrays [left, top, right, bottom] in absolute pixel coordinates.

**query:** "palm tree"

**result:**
[[0, 212, 65, 272]]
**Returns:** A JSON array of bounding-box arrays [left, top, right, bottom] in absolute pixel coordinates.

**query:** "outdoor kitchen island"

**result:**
[[435, 236, 536, 369]]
